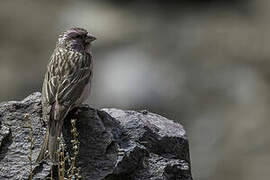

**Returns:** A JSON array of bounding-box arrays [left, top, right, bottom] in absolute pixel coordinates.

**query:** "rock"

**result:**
[[0, 93, 193, 180]]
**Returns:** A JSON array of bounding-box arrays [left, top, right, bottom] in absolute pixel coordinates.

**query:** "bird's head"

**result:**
[[57, 27, 96, 53]]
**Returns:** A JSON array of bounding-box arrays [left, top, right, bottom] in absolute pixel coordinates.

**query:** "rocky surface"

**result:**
[[0, 92, 192, 180]]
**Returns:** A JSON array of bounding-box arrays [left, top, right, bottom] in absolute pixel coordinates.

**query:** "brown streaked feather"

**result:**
[[36, 27, 95, 164], [37, 47, 92, 164], [44, 48, 91, 110]]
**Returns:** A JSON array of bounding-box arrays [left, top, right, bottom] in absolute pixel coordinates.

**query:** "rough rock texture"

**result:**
[[0, 93, 192, 180]]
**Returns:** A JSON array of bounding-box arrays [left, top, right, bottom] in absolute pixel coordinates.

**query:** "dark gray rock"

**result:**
[[0, 93, 192, 180]]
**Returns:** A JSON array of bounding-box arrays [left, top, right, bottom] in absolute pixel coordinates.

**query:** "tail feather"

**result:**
[[36, 128, 49, 163], [48, 119, 64, 164], [37, 102, 69, 164]]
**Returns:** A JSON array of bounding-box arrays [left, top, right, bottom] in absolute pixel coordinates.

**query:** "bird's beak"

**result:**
[[86, 33, 97, 43]]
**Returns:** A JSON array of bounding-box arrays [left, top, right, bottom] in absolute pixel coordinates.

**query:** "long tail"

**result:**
[[48, 119, 64, 164], [36, 119, 64, 164], [36, 128, 49, 163], [37, 102, 68, 164]]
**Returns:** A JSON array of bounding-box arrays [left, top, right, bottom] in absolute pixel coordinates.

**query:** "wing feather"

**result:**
[[42, 48, 92, 121]]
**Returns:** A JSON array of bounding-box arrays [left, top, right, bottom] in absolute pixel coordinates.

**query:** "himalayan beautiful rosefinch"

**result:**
[[36, 27, 96, 164]]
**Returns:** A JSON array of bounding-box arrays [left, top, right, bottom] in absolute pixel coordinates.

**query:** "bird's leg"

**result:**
[[68, 104, 89, 118], [75, 104, 90, 115], [79, 104, 90, 110]]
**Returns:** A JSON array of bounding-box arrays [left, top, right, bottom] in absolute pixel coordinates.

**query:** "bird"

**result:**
[[36, 27, 96, 164]]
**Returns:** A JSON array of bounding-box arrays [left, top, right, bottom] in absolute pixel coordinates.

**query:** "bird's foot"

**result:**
[[77, 104, 90, 112], [80, 104, 90, 109]]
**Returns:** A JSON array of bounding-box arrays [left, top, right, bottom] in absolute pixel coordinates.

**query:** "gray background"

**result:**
[[0, 0, 269, 179]]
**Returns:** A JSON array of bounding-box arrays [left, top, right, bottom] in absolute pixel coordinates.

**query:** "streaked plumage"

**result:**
[[36, 27, 96, 164]]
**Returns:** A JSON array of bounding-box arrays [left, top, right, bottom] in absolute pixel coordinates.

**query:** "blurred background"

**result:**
[[0, 0, 270, 179]]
